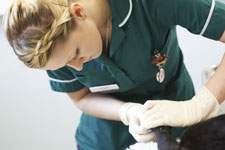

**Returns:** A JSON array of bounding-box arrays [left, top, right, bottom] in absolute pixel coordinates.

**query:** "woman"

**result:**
[[3, 0, 225, 149]]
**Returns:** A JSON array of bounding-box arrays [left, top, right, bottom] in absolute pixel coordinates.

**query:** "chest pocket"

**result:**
[[111, 23, 182, 93], [111, 17, 157, 85]]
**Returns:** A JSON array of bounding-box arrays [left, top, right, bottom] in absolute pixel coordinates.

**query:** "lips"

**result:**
[[88, 56, 93, 61]]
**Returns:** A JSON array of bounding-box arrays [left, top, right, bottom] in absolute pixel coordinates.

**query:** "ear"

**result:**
[[69, 3, 87, 20]]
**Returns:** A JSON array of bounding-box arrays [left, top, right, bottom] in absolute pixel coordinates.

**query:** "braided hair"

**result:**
[[3, 0, 73, 68]]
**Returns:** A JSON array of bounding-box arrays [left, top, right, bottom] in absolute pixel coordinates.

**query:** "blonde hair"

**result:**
[[3, 0, 73, 68]]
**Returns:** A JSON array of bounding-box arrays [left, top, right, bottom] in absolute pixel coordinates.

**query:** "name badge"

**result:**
[[89, 84, 119, 93]]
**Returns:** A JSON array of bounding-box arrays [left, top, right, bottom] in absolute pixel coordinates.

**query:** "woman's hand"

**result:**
[[140, 86, 222, 129], [119, 102, 156, 142]]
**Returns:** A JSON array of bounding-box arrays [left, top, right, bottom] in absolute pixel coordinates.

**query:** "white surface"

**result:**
[[1, 16, 225, 150], [0, 1, 14, 15], [126, 142, 158, 150], [177, 26, 225, 91]]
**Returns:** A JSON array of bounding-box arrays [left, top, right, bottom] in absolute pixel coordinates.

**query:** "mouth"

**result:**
[[88, 56, 93, 61]]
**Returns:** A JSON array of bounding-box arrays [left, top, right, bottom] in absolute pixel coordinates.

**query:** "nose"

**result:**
[[67, 58, 85, 71], [68, 62, 83, 71]]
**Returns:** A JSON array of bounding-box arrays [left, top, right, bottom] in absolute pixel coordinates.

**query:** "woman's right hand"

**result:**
[[119, 102, 156, 142]]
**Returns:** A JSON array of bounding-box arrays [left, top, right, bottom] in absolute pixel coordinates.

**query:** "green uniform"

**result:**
[[46, 0, 225, 149]]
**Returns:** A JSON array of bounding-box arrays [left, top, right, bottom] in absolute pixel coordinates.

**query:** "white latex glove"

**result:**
[[119, 102, 156, 142], [141, 86, 222, 129]]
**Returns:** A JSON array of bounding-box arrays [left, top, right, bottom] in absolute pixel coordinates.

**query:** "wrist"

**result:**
[[119, 102, 142, 125], [196, 86, 222, 119], [184, 86, 222, 126]]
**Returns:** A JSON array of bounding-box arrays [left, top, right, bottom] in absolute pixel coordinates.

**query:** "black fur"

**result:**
[[179, 114, 225, 150], [152, 114, 225, 150], [152, 126, 178, 150]]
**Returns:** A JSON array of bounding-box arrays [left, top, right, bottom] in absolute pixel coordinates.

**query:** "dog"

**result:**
[[126, 114, 225, 150]]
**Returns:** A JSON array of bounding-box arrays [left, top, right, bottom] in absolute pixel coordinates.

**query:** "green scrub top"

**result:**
[[46, 0, 225, 149]]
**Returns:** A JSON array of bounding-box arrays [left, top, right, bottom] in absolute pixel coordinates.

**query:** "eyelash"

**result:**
[[76, 48, 80, 56], [73, 48, 80, 60]]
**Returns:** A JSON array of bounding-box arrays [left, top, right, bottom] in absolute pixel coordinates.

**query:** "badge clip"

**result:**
[[152, 50, 168, 83]]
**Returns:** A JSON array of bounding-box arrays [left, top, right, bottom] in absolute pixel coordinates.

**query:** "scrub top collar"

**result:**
[[107, 0, 133, 57]]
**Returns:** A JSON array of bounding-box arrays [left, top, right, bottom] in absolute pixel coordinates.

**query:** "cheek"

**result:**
[[87, 24, 103, 50], [97, 37, 103, 56], [81, 22, 103, 56], [95, 33, 103, 57], [91, 28, 102, 50]]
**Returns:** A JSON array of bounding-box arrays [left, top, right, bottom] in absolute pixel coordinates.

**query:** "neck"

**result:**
[[94, 0, 112, 56], [102, 15, 112, 56], [91, 0, 112, 54], [85, 0, 112, 56]]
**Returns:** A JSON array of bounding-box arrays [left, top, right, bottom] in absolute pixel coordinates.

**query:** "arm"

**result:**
[[67, 87, 124, 121], [140, 34, 225, 129], [205, 53, 225, 104], [206, 31, 225, 104], [141, 47, 225, 129], [67, 87, 155, 142], [137, 0, 225, 130]]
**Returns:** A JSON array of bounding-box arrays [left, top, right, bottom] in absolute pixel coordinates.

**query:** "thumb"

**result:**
[[133, 132, 156, 142], [143, 118, 165, 129], [142, 100, 159, 112]]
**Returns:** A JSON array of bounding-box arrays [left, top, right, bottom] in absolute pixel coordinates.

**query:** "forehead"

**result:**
[[41, 23, 80, 70], [41, 34, 72, 70]]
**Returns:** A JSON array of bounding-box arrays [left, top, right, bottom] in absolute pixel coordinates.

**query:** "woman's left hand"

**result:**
[[119, 102, 156, 142], [140, 86, 222, 129]]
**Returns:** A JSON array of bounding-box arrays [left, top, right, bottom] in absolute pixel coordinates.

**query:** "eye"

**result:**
[[73, 48, 80, 60], [76, 48, 80, 56]]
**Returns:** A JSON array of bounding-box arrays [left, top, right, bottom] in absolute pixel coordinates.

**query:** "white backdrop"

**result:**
[[0, 1, 14, 15]]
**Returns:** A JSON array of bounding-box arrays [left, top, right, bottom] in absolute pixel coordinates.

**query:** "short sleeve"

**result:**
[[144, 0, 225, 40], [46, 67, 85, 93]]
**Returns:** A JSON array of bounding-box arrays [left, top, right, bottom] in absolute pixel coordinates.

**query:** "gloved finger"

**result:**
[[129, 121, 151, 134], [129, 119, 140, 134], [143, 118, 165, 129], [141, 106, 159, 121], [133, 133, 155, 143], [133, 132, 156, 142], [132, 125, 152, 134], [142, 101, 159, 112]]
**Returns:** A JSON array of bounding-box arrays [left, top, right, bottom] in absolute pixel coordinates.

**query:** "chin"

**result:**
[[95, 49, 103, 59], [126, 114, 225, 150]]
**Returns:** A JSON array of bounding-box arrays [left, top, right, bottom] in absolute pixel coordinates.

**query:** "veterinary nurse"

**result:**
[[3, 0, 225, 149]]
